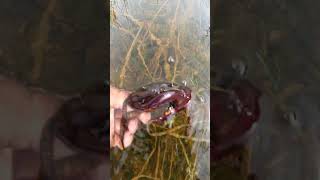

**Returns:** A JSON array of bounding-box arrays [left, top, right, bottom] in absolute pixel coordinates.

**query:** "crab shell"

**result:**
[[212, 80, 262, 161], [126, 82, 192, 123]]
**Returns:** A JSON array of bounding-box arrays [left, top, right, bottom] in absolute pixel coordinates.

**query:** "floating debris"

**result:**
[[168, 56, 175, 64], [284, 111, 301, 129], [232, 60, 247, 77], [182, 80, 187, 86], [197, 94, 205, 103]]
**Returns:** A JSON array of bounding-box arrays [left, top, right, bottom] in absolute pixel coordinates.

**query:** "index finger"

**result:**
[[125, 105, 151, 124], [138, 112, 151, 124]]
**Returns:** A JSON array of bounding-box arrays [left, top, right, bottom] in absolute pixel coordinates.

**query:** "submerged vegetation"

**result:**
[[111, 109, 206, 179], [110, 0, 210, 179]]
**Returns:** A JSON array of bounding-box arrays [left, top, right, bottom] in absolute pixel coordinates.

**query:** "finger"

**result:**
[[110, 109, 115, 146], [114, 115, 121, 136], [122, 106, 141, 119], [110, 109, 124, 150], [114, 108, 123, 119], [123, 131, 134, 148], [138, 112, 151, 124], [127, 118, 139, 134], [126, 104, 151, 124], [113, 133, 124, 150]]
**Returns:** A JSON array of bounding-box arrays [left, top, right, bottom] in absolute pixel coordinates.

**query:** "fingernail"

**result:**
[[123, 132, 134, 148], [139, 112, 151, 124], [128, 119, 139, 134], [118, 143, 124, 150]]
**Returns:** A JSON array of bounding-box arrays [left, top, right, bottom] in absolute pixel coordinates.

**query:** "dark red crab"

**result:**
[[125, 82, 192, 123], [211, 79, 262, 161]]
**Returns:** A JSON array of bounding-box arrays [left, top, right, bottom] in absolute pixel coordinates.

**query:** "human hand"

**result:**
[[110, 86, 151, 149]]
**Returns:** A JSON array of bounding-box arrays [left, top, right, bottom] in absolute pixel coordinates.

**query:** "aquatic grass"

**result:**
[[111, 110, 206, 180]]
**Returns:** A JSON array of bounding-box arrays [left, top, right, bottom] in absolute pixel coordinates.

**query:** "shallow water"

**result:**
[[110, 0, 210, 179], [214, 0, 320, 179]]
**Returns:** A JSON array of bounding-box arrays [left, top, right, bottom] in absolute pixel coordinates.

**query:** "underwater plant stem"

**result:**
[[155, 140, 161, 178], [177, 31, 185, 60], [256, 51, 278, 90], [119, 0, 168, 87], [139, 0, 169, 45], [173, 0, 181, 25], [171, 41, 179, 83], [119, 27, 143, 87], [132, 175, 159, 180], [169, 133, 210, 143], [170, 0, 181, 83], [210, 85, 229, 93], [147, 124, 190, 136], [122, 13, 144, 27], [190, 139, 201, 179], [31, 0, 57, 82], [122, 12, 162, 47], [112, 24, 141, 43], [178, 138, 190, 166], [135, 137, 158, 178], [160, 139, 168, 179], [150, 44, 165, 74], [168, 143, 174, 180], [137, 45, 154, 81]]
